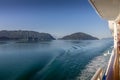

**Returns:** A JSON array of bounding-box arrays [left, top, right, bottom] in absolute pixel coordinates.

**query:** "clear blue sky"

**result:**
[[0, 0, 111, 39]]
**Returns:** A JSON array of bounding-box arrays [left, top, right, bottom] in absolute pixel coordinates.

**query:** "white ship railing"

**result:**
[[91, 68, 103, 80], [91, 48, 119, 80]]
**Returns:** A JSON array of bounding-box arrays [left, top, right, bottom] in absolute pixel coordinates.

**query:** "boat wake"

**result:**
[[77, 51, 111, 80]]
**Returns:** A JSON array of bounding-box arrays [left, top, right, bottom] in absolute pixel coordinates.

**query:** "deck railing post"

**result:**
[[91, 68, 103, 80]]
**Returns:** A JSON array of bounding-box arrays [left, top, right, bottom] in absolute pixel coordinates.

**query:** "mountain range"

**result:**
[[0, 30, 98, 41]]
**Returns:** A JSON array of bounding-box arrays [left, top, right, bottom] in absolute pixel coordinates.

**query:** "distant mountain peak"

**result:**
[[60, 32, 98, 40]]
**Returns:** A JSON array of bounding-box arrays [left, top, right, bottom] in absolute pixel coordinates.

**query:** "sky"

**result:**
[[0, 0, 112, 39]]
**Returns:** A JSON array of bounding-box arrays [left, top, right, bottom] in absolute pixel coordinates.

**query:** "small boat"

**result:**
[[89, 0, 120, 80]]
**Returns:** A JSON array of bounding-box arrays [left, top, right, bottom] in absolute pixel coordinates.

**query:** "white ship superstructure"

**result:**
[[90, 0, 120, 80]]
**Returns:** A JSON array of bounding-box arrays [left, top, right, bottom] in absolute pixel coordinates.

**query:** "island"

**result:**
[[0, 30, 55, 41], [60, 32, 98, 40]]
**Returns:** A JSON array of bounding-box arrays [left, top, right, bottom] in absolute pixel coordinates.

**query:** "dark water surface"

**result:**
[[0, 40, 113, 80]]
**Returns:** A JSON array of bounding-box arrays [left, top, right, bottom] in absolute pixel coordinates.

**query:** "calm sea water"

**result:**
[[0, 40, 113, 80]]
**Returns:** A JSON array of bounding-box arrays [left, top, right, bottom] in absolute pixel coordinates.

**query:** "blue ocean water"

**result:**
[[0, 40, 113, 80]]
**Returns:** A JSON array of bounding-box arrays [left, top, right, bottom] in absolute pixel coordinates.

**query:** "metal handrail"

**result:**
[[91, 68, 103, 80], [106, 48, 119, 80], [91, 48, 119, 80], [113, 48, 119, 80], [105, 49, 114, 76]]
